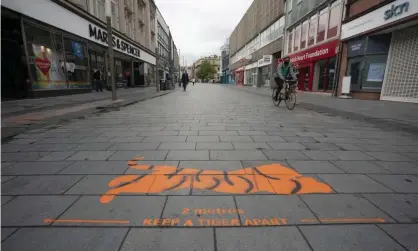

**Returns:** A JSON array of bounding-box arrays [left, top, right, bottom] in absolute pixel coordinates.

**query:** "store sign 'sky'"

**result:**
[[88, 24, 140, 57]]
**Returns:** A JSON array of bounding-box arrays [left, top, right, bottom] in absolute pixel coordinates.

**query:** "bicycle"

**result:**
[[272, 79, 297, 110]]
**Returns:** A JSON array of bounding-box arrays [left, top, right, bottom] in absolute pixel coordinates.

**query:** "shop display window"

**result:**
[[317, 9, 328, 43], [64, 37, 90, 88], [24, 22, 68, 90], [308, 16, 317, 46], [327, 1, 342, 39], [293, 25, 301, 52], [300, 22, 308, 49], [287, 31, 293, 54]]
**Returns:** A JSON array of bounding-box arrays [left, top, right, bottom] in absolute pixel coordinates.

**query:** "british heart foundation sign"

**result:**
[[289, 40, 339, 64]]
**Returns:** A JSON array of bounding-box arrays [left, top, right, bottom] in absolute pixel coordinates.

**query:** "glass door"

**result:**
[[361, 54, 388, 90], [347, 57, 364, 91]]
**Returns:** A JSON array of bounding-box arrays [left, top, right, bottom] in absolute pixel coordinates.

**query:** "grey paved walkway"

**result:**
[[2, 84, 418, 250], [231, 85, 418, 134]]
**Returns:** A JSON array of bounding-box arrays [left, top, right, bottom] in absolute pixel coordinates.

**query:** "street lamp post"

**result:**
[[105, 0, 116, 100], [155, 47, 160, 92]]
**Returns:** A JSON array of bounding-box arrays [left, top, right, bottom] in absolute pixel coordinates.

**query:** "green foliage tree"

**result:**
[[196, 60, 217, 80]]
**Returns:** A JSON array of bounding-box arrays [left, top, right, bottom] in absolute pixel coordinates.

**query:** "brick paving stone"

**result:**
[[196, 142, 234, 150], [220, 136, 254, 142], [236, 195, 317, 225], [199, 131, 238, 135], [166, 150, 209, 160], [66, 151, 116, 161], [38, 151, 76, 161], [1, 228, 17, 242], [374, 161, 418, 174], [368, 174, 418, 193], [251, 136, 285, 142], [22, 143, 78, 152], [120, 229, 214, 251], [262, 150, 310, 160], [302, 143, 340, 150], [300, 225, 405, 251], [76, 137, 114, 143], [328, 151, 377, 161], [365, 152, 415, 161], [317, 174, 393, 193], [330, 161, 390, 173], [142, 136, 187, 142], [301, 194, 394, 223], [216, 227, 311, 251], [379, 224, 418, 251], [2, 227, 128, 251], [158, 142, 196, 150], [1, 144, 33, 152], [2, 161, 74, 175], [71, 143, 114, 151], [2, 175, 83, 195], [2, 152, 49, 162], [210, 150, 268, 160], [108, 150, 168, 160], [283, 136, 318, 143], [363, 194, 418, 223], [178, 131, 199, 135], [56, 196, 166, 226], [178, 161, 243, 173], [1, 195, 79, 226], [287, 160, 344, 173], [267, 142, 307, 150], [1, 196, 16, 205], [108, 142, 160, 150], [302, 151, 339, 160], [232, 142, 271, 150], [186, 136, 220, 142], [65, 175, 134, 195], [58, 161, 129, 174]]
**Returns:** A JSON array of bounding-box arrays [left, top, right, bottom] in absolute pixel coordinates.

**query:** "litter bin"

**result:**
[[160, 80, 166, 91]]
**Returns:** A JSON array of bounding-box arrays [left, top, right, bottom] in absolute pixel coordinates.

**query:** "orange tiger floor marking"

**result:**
[[100, 157, 333, 204]]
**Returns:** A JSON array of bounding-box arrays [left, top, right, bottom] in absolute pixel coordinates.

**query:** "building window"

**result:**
[[98, 0, 106, 22], [287, 31, 293, 54], [293, 25, 301, 52], [317, 8, 329, 43], [300, 21, 308, 49], [327, 1, 342, 39], [308, 16, 317, 46]]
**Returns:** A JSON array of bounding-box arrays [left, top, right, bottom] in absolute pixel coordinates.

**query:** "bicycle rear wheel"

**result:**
[[272, 88, 281, 106], [285, 91, 296, 110]]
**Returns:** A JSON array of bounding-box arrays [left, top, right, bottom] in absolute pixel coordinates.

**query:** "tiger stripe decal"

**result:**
[[100, 157, 333, 203]]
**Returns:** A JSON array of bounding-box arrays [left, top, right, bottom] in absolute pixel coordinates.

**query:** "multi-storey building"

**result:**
[[1, 0, 176, 100], [229, 0, 286, 87], [193, 55, 221, 82], [337, 0, 418, 102], [156, 8, 174, 82], [220, 38, 232, 84], [283, 0, 343, 92]]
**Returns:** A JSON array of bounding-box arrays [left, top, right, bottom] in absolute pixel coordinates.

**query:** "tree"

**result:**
[[196, 60, 217, 80]]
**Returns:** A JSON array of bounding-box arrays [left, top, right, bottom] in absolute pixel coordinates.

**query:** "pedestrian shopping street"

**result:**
[[2, 84, 418, 250]]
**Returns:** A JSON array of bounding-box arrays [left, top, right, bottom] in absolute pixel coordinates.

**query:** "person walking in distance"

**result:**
[[93, 69, 103, 92], [192, 78, 195, 86], [181, 70, 189, 91]]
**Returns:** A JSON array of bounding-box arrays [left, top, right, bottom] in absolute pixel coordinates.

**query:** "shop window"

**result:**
[[293, 26, 300, 52], [327, 2, 342, 39], [317, 9, 328, 43], [300, 22, 308, 49], [24, 22, 68, 90], [308, 16, 317, 46], [366, 34, 392, 54], [287, 31, 293, 54], [63, 37, 89, 89]]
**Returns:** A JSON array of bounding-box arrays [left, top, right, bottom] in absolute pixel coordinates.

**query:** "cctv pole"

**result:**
[[105, 0, 116, 100]]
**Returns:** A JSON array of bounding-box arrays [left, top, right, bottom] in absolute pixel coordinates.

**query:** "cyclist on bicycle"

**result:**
[[274, 56, 297, 101]]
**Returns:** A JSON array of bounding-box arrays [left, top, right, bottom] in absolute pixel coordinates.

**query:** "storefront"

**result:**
[[340, 0, 418, 102], [244, 62, 258, 86], [257, 55, 273, 87], [288, 39, 339, 92], [233, 66, 245, 85], [1, 0, 155, 99]]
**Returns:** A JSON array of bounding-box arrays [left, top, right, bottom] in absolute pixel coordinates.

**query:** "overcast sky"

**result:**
[[155, 0, 253, 66]]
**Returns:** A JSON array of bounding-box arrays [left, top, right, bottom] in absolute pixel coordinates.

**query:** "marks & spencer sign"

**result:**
[[89, 24, 140, 57]]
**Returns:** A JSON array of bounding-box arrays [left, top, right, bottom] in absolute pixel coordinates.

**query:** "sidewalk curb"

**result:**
[[1, 90, 177, 143], [229, 85, 418, 135]]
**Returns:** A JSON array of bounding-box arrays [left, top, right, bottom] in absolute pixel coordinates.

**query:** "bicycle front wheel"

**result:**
[[272, 88, 281, 106], [285, 92, 297, 110]]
